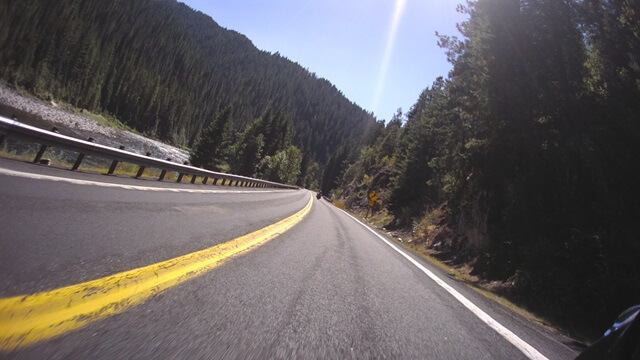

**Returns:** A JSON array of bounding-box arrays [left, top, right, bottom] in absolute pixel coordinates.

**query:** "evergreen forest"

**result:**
[[0, 0, 376, 187], [333, 0, 640, 340]]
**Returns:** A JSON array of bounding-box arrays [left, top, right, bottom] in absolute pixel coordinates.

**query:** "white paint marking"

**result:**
[[0, 168, 295, 194], [337, 208, 548, 360]]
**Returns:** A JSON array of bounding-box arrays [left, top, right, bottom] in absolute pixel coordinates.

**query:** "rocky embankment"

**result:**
[[0, 84, 189, 164]]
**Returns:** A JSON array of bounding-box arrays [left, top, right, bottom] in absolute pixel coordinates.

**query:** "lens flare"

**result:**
[[372, 0, 407, 117]]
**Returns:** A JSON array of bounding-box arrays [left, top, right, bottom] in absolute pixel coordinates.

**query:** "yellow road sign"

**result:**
[[368, 199, 375, 207], [368, 192, 379, 202]]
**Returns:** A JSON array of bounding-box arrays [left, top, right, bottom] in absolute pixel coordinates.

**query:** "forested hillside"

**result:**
[[334, 0, 640, 340], [0, 0, 375, 170]]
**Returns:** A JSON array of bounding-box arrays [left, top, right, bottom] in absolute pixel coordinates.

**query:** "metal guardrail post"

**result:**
[[1, 115, 13, 147], [135, 152, 152, 178], [33, 145, 47, 163], [212, 178, 219, 185], [202, 176, 208, 184], [177, 161, 188, 183], [33, 127, 59, 163], [190, 175, 197, 184], [158, 158, 172, 181], [71, 137, 95, 171], [107, 145, 126, 174]]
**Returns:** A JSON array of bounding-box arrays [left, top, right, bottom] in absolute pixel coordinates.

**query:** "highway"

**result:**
[[0, 158, 580, 359]]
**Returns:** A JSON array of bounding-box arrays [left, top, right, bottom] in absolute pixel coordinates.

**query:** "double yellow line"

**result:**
[[0, 194, 313, 351]]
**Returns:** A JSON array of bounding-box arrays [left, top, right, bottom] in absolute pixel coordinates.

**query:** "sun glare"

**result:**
[[372, 0, 408, 117]]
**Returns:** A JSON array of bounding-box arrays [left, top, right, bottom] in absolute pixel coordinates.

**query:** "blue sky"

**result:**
[[181, 0, 467, 121]]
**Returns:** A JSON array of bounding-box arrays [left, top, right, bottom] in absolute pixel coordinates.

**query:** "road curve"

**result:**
[[0, 158, 580, 359]]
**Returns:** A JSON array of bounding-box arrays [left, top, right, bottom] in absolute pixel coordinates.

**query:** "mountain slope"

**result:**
[[0, 0, 375, 164]]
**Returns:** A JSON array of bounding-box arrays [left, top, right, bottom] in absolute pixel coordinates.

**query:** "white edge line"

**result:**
[[0, 168, 296, 194], [336, 208, 548, 360]]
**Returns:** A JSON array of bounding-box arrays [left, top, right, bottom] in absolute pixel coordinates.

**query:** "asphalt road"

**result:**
[[0, 158, 581, 359]]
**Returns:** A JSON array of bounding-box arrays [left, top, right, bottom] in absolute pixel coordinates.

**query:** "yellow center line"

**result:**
[[0, 194, 314, 351]]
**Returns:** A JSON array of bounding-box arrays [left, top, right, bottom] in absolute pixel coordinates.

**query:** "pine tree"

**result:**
[[190, 106, 233, 171], [230, 127, 264, 177]]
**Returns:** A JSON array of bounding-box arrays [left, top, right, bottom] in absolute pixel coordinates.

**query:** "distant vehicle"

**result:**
[[576, 305, 640, 359], [316, 191, 322, 200]]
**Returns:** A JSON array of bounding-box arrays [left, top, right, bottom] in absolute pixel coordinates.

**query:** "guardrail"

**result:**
[[0, 115, 297, 189]]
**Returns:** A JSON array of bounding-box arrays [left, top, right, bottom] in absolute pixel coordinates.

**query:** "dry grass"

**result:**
[[367, 208, 394, 228], [0, 148, 33, 162], [414, 205, 449, 246]]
